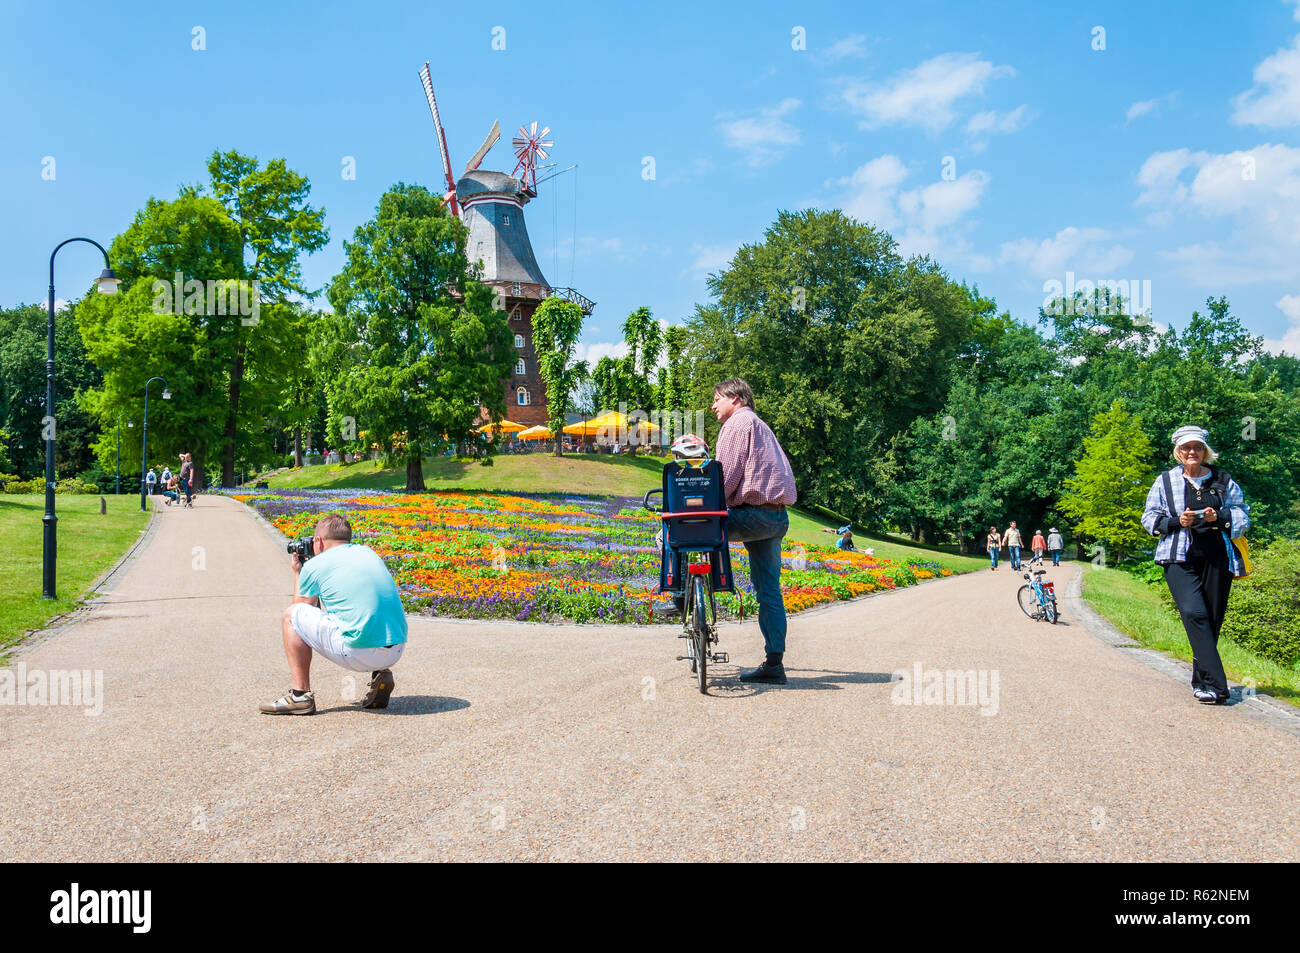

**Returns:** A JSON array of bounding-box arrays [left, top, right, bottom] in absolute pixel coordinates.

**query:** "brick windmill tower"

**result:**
[[419, 64, 594, 428]]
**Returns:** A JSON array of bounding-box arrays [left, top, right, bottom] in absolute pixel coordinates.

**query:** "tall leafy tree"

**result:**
[[531, 298, 588, 457], [1057, 399, 1156, 564], [325, 183, 514, 490]]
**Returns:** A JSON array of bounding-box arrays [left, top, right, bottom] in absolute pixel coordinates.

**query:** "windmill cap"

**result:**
[[1172, 425, 1215, 454]]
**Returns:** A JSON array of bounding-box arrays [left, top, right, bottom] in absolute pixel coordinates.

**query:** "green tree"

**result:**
[[1057, 399, 1156, 564], [530, 298, 588, 457], [324, 183, 514, 490]]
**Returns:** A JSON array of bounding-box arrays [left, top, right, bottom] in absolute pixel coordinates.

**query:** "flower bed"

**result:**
[[234, 489, 952, 624]]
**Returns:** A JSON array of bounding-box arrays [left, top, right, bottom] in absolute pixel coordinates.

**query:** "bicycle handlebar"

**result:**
[[642, 488, 663, 513]]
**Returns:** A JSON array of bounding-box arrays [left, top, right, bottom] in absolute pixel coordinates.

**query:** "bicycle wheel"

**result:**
[[1044, 598, 1059, 625], [682, 586, 696, 673], [1016, 585, 1039, 619], [692, 576, 709, 693]]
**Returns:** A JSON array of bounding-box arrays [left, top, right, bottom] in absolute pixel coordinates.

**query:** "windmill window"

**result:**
[[517, 386, 530, 405], [510, 305, 522, 321], [514, 334, 524, 348], [503, 213, 511, 226], [515, 359, 526, 375], [512, 282, 521, 295]]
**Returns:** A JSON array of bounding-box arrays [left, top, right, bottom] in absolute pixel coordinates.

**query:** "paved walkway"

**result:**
[[1, 494, 1296, 861]]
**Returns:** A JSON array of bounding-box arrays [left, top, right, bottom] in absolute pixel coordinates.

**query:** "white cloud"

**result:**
[[573, 340, 629, 365], [829, 154, 991, 265], [682, 242, 741, 280], [40, 296, 69, 311], [825, 34, 868, 60], [716, 98, 802, 166], [838, 52, 1015, 133], [965, 104, 1032, 137], [1126, 98, 1159, 122], [998, 226, 1134, 279], [1136, 143, 1300, 285], [1264, 293, 1300, 355], [1231, 34, 1300, 127]]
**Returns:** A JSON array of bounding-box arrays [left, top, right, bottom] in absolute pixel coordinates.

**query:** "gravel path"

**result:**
[[1, 495, 1296, 861]]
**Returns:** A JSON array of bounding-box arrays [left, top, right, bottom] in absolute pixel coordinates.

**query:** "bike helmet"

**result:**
[[670, 433, 709, 461]]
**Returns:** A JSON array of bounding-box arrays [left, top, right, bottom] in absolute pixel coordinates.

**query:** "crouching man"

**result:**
[[260, 513, 407, 715]]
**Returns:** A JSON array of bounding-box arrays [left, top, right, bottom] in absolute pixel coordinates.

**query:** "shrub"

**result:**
[[1221, 538, 1300, 668], [55, 477, 99, 494]]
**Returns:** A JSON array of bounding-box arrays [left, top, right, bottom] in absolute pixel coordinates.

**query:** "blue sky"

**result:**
[[4, 0, 1300, 359]]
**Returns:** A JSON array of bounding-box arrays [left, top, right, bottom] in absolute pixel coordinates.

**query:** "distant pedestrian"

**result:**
[[179, 452, 194, 507], [986, 526, 1001, 570], [161, 465, 172, 487], [163, 475, 180, 505], [1004, 521, 1023, 570], [1031, 530, 1047, 562], [146, 467, 157, 495], [1046, 528, 1064, 566]]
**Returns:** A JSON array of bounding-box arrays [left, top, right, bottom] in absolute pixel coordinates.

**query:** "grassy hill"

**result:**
[[254, 454, 988, 574]]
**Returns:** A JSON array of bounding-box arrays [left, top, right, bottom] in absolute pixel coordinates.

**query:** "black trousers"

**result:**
[[1163, 538, 1232, 698]]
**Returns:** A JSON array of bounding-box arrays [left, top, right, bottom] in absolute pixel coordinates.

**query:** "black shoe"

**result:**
[[739, 662, 787, 684], [650, 594, 685, 617], [361, 669, 395, 709], [1193, 689, 1218, 705]]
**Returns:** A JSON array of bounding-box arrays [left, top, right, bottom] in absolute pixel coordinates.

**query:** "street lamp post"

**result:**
[[140, 377, 170, 512], [115, 413, 133, 494], [44, 238, 120, 600]]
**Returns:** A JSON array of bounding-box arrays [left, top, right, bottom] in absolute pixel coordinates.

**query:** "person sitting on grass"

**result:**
[[261, 513, 407, 716], [823, 524, 856, 551]]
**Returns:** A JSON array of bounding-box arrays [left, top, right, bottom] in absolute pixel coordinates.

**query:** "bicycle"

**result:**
[[642, 470, 732, 694], [1016, 554, 1058, 624]]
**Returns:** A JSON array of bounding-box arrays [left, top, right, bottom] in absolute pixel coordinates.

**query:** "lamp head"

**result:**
[[162, 388, 171, 400], [96, 268, 121, 295]]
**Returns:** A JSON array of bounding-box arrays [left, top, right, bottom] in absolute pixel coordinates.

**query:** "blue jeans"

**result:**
[[1009, 545, 1021, 569], [726, 505, 789, 656], [989, 548, 998, 568], [1050, 549, 1061, 566]]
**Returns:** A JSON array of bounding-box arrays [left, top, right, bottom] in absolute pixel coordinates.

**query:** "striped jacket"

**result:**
[[1141, 465, 1249, 575]]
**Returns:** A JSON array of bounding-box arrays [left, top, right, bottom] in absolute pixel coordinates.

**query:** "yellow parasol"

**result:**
[[517, 425, 555, 440], [476, 419, 527, 434]]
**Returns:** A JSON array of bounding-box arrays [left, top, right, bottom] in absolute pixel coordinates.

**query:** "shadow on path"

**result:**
[[313, 696, 472, 717]]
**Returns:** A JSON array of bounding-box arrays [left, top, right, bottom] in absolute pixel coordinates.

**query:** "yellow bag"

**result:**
[[1231, 536, 1252, 579]]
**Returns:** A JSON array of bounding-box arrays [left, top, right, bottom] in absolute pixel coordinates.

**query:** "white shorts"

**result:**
[[290, 603, 405, 673]]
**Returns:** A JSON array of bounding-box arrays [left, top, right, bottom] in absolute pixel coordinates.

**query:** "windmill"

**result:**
[[511, 121, 553, 195], [413, 60, 593, 432]]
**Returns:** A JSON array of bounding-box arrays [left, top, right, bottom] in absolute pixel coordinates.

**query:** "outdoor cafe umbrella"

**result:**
[[476, 419, 526, 434], [561, 410, 660, 439], [517, 425, 554, 440]]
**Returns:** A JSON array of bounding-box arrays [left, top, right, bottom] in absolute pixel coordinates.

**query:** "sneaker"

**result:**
[[739, 662, 787, 684], [259, 690, 315, 715], [361, 669, 395, 709], [1193, 689, 1219, 705]]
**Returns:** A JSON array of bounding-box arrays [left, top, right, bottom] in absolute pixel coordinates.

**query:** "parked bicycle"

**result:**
[[1017, 553, 1059, 624], [642, 436, 733, 693]]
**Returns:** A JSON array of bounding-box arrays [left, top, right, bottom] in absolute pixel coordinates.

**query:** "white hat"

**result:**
[[1171, 425, 1217, 460]]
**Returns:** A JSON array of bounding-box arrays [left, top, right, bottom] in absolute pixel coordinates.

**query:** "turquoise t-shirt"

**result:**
[[297, 543, 408, 648]]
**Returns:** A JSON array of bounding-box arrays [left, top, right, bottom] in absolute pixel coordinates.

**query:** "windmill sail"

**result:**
[[418, 62, 459, 216], [464, 120, 501, 175]]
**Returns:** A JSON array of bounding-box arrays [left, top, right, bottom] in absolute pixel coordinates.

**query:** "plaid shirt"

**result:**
[[716, 407, 797, 508], [1141, 465, 1249, 574]]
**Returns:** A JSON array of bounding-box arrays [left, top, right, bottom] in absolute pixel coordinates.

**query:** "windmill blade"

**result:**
[[537, 126, 550, 140], [418, 62, 456, 199], [464, 119, 500, 174]]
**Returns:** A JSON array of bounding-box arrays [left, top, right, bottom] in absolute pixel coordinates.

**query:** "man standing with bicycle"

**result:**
[[712, 378, 797, 685]]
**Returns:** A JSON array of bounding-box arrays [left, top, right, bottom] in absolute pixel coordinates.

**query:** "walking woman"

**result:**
[[1141, 426, 1250, 705], [986, 526, 1001, 571]]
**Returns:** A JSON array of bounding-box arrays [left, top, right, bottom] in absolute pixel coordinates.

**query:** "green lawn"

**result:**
[[257, 453, 990, 575], [0, 494, 150, 654], [1081, 565, 1300, 707]]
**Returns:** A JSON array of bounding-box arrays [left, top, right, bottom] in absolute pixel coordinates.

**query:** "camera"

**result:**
[[287, 537, 315, 561]]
